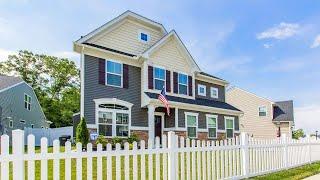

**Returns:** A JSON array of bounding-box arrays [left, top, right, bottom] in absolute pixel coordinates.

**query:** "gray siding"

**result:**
[[0, 83, 48, 137], [195, 80, 225, 102], [155, 107, 175, 128], [178, 108, 239, 130], [84, 55, 148, 127]]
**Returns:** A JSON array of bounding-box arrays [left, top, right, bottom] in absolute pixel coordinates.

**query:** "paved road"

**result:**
[[304, 174, 320, 180]]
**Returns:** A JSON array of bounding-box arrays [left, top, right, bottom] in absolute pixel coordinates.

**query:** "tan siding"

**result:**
[[88, 20, 163, 55], [280, 122, 291, 136], [226, 88, 278, 139], [149, 37, 192, 73]]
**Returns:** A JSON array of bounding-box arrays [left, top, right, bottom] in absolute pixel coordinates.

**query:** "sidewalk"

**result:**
[[304, 174, 320, 180]]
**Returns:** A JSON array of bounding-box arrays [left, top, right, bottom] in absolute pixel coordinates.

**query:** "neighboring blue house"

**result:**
[[0, 75, 49, 138]]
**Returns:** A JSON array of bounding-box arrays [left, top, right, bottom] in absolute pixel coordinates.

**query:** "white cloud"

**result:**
[[0, 48, 16, 62], [294, 105, 320, 134], [257, 22, 300, 40], [310, 34, 320, 48], [263, 43, 272, 49]]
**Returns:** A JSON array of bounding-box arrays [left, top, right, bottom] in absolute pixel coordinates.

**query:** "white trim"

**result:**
[[87, 124, 97, 129], [210, 87, 219, 99], [197, 84, 206, 96], [155, 112, 165, 137], [225, 116, 235, 138], [206, 114, 218, 139], [9, 120, 13, 128], [178, 72, 189, 95], [198, 128, 208, 133], [94, 98, 133, 137], [0, 81, 24, 93], [138, 29, 150, 44], [175, 107, 179, 128], [80, 47, 85, 118], [105, 59, 123, 88], [76, 11, 167, 44], [259, 106, 267, 117], [153, 66, 166, 91], [130, 126, 149, 131], [185, 112, 198, 138], [24, 93, 32, 111], [196, 73, 229, 86]]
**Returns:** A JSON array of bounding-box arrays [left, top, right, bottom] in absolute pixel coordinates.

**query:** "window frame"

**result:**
[[210, 87, 219, 98], [185, 112, 198, 138], [31, 124, 34, 128], [178, 72, 189, 95], [24, 93, 32, 111], [198, 84, 206, 96], [20, 119, 26, 124], [105, 60, 123, 88], [9, 120, 13, 128], [225, 116, 235, 138], [153, 66, 166, 91], [138, 30, 150, 43], [206, 114, 218, 139], [259, 106, 267, 117]]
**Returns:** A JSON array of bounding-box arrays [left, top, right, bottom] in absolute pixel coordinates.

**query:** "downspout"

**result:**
[[80, 46, 85, 119]]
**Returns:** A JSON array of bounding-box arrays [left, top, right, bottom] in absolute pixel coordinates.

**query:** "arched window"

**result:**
[[94, 98, 133, 137]]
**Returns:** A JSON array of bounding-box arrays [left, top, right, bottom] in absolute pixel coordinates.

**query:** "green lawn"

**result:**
[[250, 162, 320, 180]]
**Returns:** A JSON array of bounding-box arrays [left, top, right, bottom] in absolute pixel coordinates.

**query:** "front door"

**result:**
[[154, 115, 162, 141]]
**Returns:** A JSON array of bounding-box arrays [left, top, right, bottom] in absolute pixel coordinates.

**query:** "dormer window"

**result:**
[[139, 30, 149, 43]]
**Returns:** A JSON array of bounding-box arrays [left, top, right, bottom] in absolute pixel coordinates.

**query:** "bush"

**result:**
[[112, 137, 122, 145], [76, 117, 89, 146], [127, 134, 139, 144], [96, 135, 108, 147]]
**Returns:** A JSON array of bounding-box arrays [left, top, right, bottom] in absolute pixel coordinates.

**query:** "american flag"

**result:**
[[158, 86, 170, 116]]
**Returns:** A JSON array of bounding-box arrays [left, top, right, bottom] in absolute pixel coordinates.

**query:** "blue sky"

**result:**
[[0, 0, 320, 133]]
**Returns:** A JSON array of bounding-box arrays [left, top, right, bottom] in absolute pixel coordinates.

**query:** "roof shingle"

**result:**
[[0, 75, 24, 91]]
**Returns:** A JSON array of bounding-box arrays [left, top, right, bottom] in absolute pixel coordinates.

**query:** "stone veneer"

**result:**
[[130, 130, 149, 142]]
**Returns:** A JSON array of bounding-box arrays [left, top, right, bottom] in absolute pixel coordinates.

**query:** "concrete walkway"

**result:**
[[304, 174, 320, 180]]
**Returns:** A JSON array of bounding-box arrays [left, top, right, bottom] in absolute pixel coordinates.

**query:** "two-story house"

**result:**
[[226, 87, 294, 139], [73, 11, 243, 141], [0, 75, 49, 138]]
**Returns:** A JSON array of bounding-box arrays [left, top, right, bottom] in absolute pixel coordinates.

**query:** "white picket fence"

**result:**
[[1, 130, 320, 180]]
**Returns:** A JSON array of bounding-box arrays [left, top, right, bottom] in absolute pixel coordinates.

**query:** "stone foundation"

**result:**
[[198, 132, 208, 140]]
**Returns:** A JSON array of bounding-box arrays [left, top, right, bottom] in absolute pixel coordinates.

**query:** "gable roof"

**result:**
[[273, 100, 294, 122], [0, 75, 24, 93], [142, 30, 201, 72], [76, 10, 167, 44]]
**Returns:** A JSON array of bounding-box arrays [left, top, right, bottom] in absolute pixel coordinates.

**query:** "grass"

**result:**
[[250, 162, 320, 180]]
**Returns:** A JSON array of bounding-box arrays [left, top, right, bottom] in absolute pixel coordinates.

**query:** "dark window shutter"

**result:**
[[148, 66, 154, 89], [188, 75, 193, 96], [123, 64, 129, 88], [166, 70, 171, 92], [98, 59, 106, 85], [173, 72, 178, 93]]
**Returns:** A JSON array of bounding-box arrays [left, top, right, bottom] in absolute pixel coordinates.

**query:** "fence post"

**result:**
[[168, 131, 176, 180], [240, 132, 249, 178], [281, 133, 288, 169], [12, 129, 25, 180], [307, 134, 311, 164]]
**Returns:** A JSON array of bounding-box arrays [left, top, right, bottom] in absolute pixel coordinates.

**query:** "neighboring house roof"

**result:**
[[273, 100, 294, 122], [142, 30, 201, 72], [0, 75, 24, 93], [145, 92, 241, 112], [76, 10, 167, 44]]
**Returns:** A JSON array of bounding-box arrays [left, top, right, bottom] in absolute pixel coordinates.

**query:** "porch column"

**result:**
[[148, 105, 155, 139]]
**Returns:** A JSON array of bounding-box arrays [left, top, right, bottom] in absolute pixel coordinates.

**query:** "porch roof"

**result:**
[[145, 92, 241, 112]]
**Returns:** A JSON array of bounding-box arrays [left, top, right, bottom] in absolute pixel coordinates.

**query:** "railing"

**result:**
[[1, 130, 320, 179]]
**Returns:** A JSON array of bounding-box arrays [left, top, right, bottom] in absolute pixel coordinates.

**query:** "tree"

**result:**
[[0, 50, 80, 127], [76, 117, 90, 146], [292, 129, 305, 139]]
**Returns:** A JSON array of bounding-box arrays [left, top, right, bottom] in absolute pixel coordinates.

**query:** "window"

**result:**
[[154, 67, 165, 90], [259, 106, 267, 116], [96, 100, 131, 137], [140, 32, 148, 42], [20, 120, 25, 124], [225, 117, 234, 138], [41, 126, 44, 129], [106, 60, 122, 87], [9, 120, 13, 128], [207, 115, 217, 138], [198, 84, 206, 96], [178, 73, 188, 95], [210, 87, 219, 98], [186, 113, 198, 138], [24, 94, 31, 110], [31, 124, 34, 128]]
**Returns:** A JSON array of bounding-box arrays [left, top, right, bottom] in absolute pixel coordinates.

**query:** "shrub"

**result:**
[[96, 135, 108, 147], [127, 134, 139, 144], [76, 117, 89, 146], [112, 137, 122, 145]]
